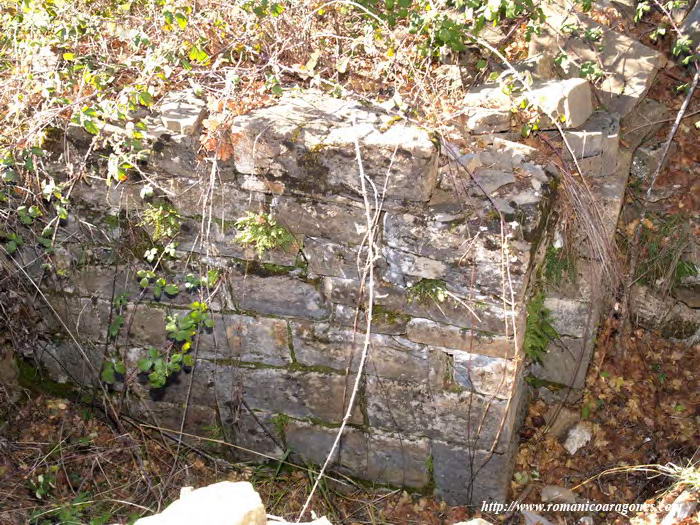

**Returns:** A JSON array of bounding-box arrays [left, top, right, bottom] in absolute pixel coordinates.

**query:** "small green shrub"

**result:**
[[140, 202, 181, 242], [234, 212, 296, 256], [523, 292, 557, 362]]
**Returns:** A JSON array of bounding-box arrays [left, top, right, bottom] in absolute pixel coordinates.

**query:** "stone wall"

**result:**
[[29, 91, 560, 505]]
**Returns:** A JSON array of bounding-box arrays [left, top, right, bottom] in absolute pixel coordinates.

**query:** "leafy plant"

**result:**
[[29, 468, 57, 500], [407, 278, 449, 304], [137, 346, 191, 389], [141, 202, 182, 242], [136, 301, 213, 388], [234, 212, 296, 256], [523, 292, 557, 362]]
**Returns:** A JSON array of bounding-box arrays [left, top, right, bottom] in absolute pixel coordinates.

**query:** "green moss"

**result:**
[[287, 362, 344, 375], [16, 358, 76, 398], [270, 413, 290, 438], [543, 245, 576, 285], [103, 213, 121, 229], [371, 305, 410, 325], [524, 374, 565, 390], [210, 358, 285, 370]]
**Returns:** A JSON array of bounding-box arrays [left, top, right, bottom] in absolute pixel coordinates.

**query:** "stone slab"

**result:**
[[229, 275, 330, 320], [228, 91, 439, 203], [212, 366, 363, 426], [198, 313, 292, 365]]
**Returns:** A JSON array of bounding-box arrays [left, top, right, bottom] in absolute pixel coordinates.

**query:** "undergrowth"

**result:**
[[635, 213, 697, 292]]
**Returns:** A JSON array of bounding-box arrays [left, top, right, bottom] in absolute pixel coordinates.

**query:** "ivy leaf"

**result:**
[[164, 284, 179, 296], [174, 12, 188, 29], [188, 45, 209, 63], [138, 91, 154, 106], [114, 361, 126, 375], [83, 120, 100, 135], [108, 315, 124, 338], [137, 358, 153, 372], [101, 362, 116, 384]]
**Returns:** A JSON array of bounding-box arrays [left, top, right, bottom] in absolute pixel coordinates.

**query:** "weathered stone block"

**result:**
[[198, 313, 291, 365], [367, 433, 431, 488], [132, 356, 217, 406], [72, 181, 145, 214], [406, 318, 516, 358], [126, 399, 218, 443], [365, 377, 513, 451], [121, 303, 168, 347], [561, 111, 620, 163], [69, 266, 140, 300], [219, 409, 284, 462], [337, 430, 431, 488], [542, 298, 591, 338], [284, 419, 341, 467], [291, 322, 436, 383], [163, 178, 267, 220], [178, 218, 298, 266], [228, 92, 439, 203], [273, 196, 367, 245], [383, 214, 533, 298], [159, 90, 207, 135], [150, 134, 202, 178], [230, 275, 330, 320], [459, 107, 511, 134], [462, 78, 593, 128], [432, 441, 514, 505], [304, 237, 363, 279], [323, 276, 517, 335], [451, 350, 516, 399], [213, 366, 363, 425], [34, 341, 102, 387], [530, 336, 591, 389], [47, 296, 111, 343], [528, 78, 593, 129]]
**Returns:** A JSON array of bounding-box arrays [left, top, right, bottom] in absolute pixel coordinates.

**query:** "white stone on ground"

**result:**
[[563, 422, 593, 455], [134, 481, 268, 525]]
